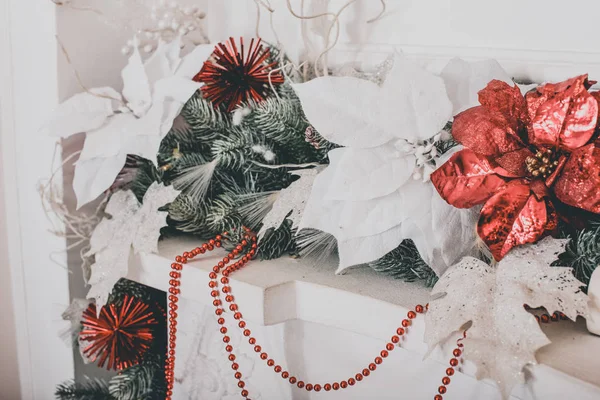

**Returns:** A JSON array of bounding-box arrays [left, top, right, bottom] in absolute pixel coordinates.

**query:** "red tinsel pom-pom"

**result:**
[[80, 295, 158, 371], [194, 37, 284, 112]]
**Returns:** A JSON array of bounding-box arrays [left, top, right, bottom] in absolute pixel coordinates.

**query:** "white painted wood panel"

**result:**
[[1, 0, 75, 398]]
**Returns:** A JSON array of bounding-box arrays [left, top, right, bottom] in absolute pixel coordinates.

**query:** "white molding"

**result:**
[[0, 1, 29, 398], [1, 0, 74, 397]]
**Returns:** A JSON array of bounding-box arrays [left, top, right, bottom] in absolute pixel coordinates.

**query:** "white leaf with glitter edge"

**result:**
[[86, 183, 181, 311], [258, 168, 322, 239], [424, 237, 588, 399]]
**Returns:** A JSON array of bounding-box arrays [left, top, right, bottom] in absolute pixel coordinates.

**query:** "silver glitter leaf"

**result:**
[[258, 168, 321, 239], [425, 237, 588, 399], [86, 182, 180, 311]]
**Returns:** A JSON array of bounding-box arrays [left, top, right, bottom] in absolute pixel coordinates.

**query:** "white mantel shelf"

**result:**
[[127, 237, 600, 400]]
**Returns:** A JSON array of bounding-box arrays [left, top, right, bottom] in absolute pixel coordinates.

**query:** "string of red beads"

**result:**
[[165, 229, 432, 399], [164, 235, 224, 400], [166, 230, 567, 400]]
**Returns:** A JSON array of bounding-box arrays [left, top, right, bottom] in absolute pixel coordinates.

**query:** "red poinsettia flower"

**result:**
[[431, 75, 600, 260]]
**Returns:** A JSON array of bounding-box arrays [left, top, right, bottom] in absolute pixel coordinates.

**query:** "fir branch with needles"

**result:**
[[556, 224, 600, 288], [257, 219, 298, 260], [368, 240, 439, 287], [55, 377, 114, 400]]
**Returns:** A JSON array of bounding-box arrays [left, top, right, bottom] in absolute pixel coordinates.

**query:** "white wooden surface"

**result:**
[[128, 238, 600, 400]]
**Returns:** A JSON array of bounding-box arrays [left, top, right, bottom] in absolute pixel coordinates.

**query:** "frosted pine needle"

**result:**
[[172, 159, 218, 205], [296, 228, 338, 266], [237, 191, 278, 230]]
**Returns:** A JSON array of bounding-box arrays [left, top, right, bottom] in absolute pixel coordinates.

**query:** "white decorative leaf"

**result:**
[[425, 237, 589, 398], [132, 182, 181, 254], [176, 43, 214, 80], [430, 194, 479, 269], [144, 39, 181, 86], [383, 55, 453, 141], [79, 113, 136, 161], [42, 88, 121, 138], [293, 76, 394, 148], [301, 169, 430, 242], [258, 168, 321, 238], [441, 58, 513, 115], [336, 224, 405, 274], [121, 44, 152, 117], [73, 153, 127, 209], [323, 146, 414, 201], [46, 38, 208, 208], [86, 182, 181, 310], [154, 75, 201, 104], [293, 55, 452, 147]]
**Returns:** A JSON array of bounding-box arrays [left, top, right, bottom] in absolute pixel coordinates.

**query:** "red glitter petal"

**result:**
[[452, 106, 525, 157], [431, 148, 508, 208], [478, 79, 529, 127], [554, 144, 600, 214], [478, 182, 551, 260], [526, 75, 598, 150], [494, 147, 534, 177]]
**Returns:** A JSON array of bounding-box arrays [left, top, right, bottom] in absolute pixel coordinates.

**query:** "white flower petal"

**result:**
[[293, 54, 452, 147], [324, 145, 414, 201], [382, 55, 453, 141], [42, 88, 120, 138], [73, 152, 127, 209], [132, 102, 164, 138], [336, 224, 405, 273], [441, 58, 513, 115], [176, 43, 215, 79], [79, 113, 136, 161], [293, 76, 396, 148], [121, 45, 152, 116], [301, 167, 429, 241], [143, 44, 173, 88], [144, 38, 183, 86], [154, 75, 201, 103], [123, 134, 162, 164]]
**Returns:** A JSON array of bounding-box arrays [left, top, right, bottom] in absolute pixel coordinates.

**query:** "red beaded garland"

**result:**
[[165, 229, 556, 400]]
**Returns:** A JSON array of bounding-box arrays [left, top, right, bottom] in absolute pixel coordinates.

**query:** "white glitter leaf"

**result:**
[[425, 237, 589, 399], [258, 168, 321, 239], [86, 182, 180, 311]]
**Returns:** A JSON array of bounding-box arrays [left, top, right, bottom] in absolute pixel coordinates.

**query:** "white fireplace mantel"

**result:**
[[127, 237, 600, 400]]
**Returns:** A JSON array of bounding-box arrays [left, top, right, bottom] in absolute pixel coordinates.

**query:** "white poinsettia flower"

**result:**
[[43, 37, 214, 208], [293, 56, 510, 275]]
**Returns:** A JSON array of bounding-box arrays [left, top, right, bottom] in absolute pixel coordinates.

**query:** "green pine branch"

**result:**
[[108, 363, 156, 400], [55, 377, 114, 400], [368, 240, 439, 288], [557, 225, 600, 287], [257, 219, 298, 260]]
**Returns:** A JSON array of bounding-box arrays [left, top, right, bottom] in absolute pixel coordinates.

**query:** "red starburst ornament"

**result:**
[[80, 295, 158, 370], [193, 37, 284, 112]]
